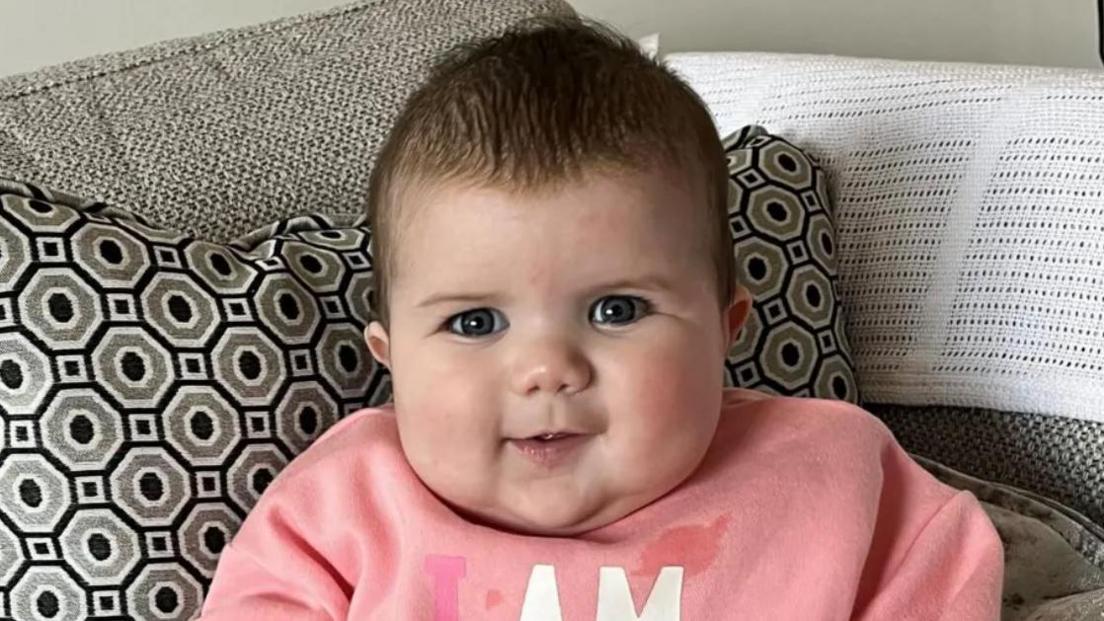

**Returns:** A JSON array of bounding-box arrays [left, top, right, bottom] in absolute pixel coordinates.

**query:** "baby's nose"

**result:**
[[509, 338, 592, 396]]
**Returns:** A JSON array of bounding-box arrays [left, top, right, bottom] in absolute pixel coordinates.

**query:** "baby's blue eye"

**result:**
[[447, 308, 508, 337], [590, 295, 650, 326]]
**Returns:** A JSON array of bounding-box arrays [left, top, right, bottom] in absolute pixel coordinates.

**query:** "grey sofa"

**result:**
[[1, 1, 1102, 620]]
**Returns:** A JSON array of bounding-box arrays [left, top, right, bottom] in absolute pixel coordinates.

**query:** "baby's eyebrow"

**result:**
[[413, 275, 678, 309], [415, 292, 500, 309], [586, 274, 679, 295]]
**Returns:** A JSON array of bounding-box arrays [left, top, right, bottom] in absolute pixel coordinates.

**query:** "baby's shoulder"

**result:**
[[224, 406, 410, 559], [718, 388, 897, 458], [707, 390, 929, 508], [262, 405, 403, 494]]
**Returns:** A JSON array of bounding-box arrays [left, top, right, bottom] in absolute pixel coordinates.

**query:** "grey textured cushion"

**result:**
[[872, 404, 1104, 529], [916, 456, 1104, 620], [0, 0, 575, 243]]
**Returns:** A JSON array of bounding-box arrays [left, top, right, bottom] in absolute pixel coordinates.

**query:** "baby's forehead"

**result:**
[[388, 164, 711, 270], [395, 159, 704, 220]]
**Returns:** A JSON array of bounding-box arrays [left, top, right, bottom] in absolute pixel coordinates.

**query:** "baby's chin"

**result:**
[[464, 501, 620, 537], [444, 484, 660, 537]]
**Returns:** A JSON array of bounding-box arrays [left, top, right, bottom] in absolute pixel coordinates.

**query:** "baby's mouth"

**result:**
[[531, 432, 573, 441], [508, 432, 590, 468]]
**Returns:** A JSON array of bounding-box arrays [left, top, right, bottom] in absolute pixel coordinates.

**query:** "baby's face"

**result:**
[[365, 165, 749, 536]]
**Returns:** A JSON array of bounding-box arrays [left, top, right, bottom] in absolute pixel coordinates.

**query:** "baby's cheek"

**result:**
[[614, 334, 723, 448], [633, 336, 720, 403], [395, 376, 500, 509], [395, 350, 501, 465], [398, 346, 484, 408]]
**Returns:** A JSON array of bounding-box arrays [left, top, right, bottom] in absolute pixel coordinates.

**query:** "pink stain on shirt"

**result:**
[[633, 514, 730, 579], [485, 589, 504, 610]]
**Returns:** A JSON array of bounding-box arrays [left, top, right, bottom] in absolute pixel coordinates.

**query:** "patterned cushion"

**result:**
[[0, 131, 857, 616], [0, 178, 387, 620], [724, 126, 858, 402], [0, 0, 575, 243]]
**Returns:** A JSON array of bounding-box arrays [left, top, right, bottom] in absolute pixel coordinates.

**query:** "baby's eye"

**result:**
[[590, 295, 651, 326], [446, 308, 508, 338]]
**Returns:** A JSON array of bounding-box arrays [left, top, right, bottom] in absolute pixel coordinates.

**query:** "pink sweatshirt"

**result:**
[[200, 389, 1004, 620]]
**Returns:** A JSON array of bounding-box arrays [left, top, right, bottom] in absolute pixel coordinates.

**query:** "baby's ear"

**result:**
[[724, 286, 753, 351], [365, 322, 392, 369]]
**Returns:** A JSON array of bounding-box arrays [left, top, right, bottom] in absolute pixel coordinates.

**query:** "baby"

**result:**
[[200, 17, 1003, 620]]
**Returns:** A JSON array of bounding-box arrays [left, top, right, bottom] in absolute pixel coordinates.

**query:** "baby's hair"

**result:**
[[367, 16, 733, 329]]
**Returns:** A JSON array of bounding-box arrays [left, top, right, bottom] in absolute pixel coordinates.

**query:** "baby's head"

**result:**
[[364, 17, 751, 536]]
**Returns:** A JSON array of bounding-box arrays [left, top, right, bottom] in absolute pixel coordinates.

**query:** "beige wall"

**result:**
[[0, 0, 350, 77], [571, 0, 1101, 68], [0, 0, 1100, 77]]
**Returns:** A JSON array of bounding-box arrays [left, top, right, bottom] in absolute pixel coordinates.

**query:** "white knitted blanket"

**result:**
[[667, 52, 1104, 423]]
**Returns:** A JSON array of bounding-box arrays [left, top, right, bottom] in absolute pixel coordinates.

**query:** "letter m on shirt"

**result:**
[[519, 564, 684, 620]]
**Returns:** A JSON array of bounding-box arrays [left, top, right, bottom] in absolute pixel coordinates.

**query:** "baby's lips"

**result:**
[[506, 427, 590, 441], [508, 434, 592, 467]]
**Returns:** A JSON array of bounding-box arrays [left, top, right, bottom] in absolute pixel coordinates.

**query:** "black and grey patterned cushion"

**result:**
[[0, 178, 388, 620], [724, 126, 858, 402]]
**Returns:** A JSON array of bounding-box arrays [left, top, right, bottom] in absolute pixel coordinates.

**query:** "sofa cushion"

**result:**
[[0, 0, 574, 244], [724, 126, 857, 401], [916, 455, 1104, 620], [0, 177, 385, 620]]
